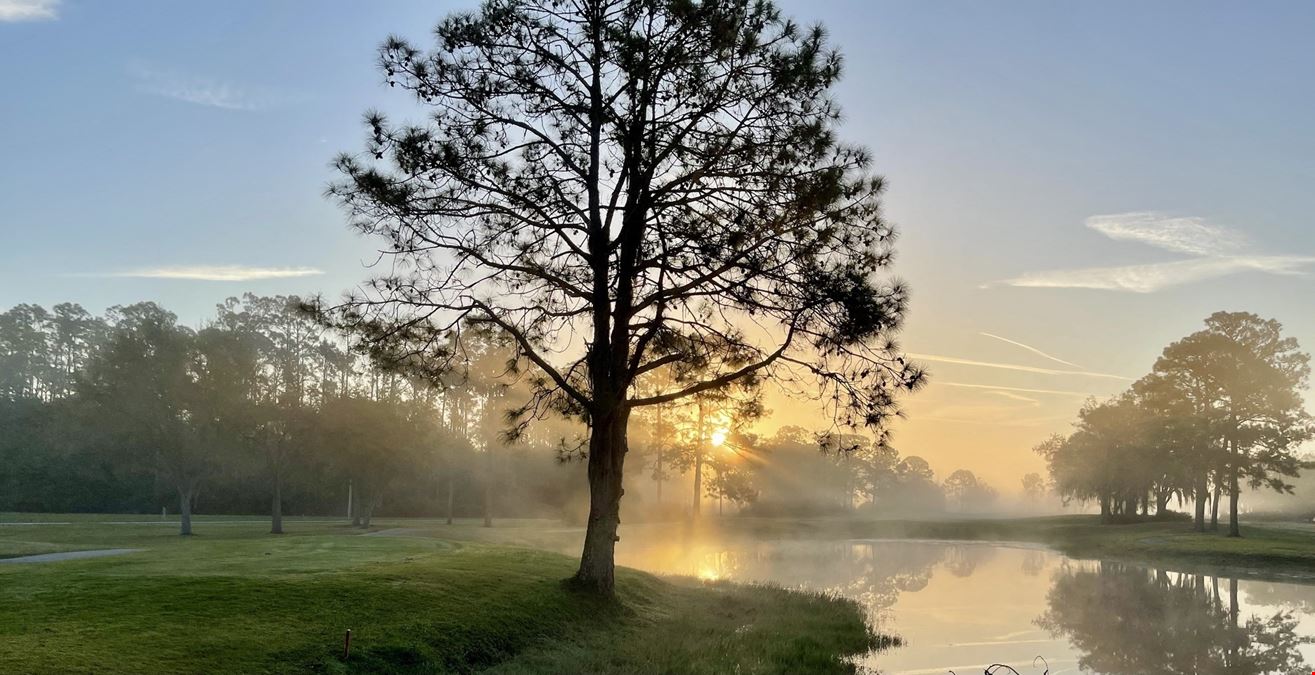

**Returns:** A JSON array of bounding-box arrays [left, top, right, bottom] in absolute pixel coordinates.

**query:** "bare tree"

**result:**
[[322, 0, 921, 594]]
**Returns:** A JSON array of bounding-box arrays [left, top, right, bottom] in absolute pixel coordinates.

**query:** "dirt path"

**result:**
[[0, 548, 143, 564]]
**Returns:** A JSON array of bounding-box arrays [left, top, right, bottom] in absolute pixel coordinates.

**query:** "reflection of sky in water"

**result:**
[[602, 534, 1315, 674]]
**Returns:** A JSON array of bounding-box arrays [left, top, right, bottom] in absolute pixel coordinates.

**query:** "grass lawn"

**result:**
[[0, 515, 883, 674]]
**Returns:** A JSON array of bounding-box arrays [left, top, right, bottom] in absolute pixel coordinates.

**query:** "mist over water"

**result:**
[[583, 531, 1315, 674]]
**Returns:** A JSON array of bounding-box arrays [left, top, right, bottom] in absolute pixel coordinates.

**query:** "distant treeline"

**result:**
[[1036, 311, 1314, 534], [0, 296, 994, 531], [0, 296, 587, 532]]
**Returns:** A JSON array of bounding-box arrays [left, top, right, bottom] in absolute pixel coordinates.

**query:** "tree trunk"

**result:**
[[445, 472, 455, 525], [178, 487, 193, 536], [350, 480, 360, 527], [572, 406, 629, 595], [1227, 467, 1241, 537], [483, 450, 494, 528], [361, 498, 375, 528], [1098, 494, 1110, 524], [655, 405, 664, 505], [270, 475, 284, 535], [692, 399, 705, 517], [1194, 479, 1207, 532], [1210, 483, 1220, 531]]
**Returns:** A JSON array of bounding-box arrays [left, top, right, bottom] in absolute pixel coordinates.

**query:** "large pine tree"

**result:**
[[324, 0, 921, 593]]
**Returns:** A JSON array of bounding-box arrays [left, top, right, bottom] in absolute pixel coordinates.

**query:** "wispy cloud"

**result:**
[[999, 255, 1315, 293], [1085, 212, 1246, 256], [993, 212, 1315, 293], [129, 62, 270, 111], [0, 0, 58, 21], [938, 381, 1099, 398], [98, 265, 324, 282], [908, 352, 1132, 381], [979, 332, 1084, 369]]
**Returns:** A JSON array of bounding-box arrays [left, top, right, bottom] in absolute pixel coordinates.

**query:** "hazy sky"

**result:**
[[3, 0, 1313, 491]]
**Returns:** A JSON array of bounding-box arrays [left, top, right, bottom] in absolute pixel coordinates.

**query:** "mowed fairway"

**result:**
[[0, 515, 880, 674]]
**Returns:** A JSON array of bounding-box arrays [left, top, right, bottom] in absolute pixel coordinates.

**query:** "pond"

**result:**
[[607, 535, 1315, 674]]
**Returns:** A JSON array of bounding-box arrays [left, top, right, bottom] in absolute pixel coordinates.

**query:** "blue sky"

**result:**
[[3, 0, 1313, 484]]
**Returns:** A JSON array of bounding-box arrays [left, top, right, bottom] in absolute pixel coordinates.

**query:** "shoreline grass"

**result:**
[[0, 517, 885, 674], [710, 514, 1315, 583]]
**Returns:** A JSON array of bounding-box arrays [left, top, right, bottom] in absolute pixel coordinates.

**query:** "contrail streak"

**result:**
[[908, 353, 1132, 381], [938, 382, 1102, 398], [979, 331, 1085, 369]]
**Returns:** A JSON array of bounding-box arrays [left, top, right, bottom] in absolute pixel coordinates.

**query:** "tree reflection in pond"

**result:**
[[617, 538, 948, 623], [600, 534, 1315, 672], [1020, 549, 1047, 577], [1037, 562, 1312, 674]]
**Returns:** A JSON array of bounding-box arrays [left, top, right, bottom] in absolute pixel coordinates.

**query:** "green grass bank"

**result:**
[[712, 514, 1315, 582], [0, 516, 883, 674]]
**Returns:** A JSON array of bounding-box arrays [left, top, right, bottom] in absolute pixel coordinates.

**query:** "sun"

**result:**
[[709, 428, 728, 447]]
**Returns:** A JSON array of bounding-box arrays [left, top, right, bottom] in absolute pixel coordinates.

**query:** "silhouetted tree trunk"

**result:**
[[573, 406, 629, 593], [445, 472, 455, 525], [654, 403, 664, 505], [360, 495, 381, 528], [655, 447, 663, 505], [178, 487, 193, 536], [1227, 466, 1241, 537], [483, 450, 493, 528], [1194, 479, 1207, 532], [270, 476, 283, 535], [691, 399, 705, 518], [1098, 494, 1111, 524], [1210, 484, 1220, 530], [692, 457, 704, 518]]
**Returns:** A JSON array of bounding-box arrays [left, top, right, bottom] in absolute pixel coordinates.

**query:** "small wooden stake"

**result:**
[[343, 629, 352, 660]]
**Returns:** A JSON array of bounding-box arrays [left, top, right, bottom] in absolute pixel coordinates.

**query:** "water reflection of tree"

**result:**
[[944, 544, 997, 577], [1241, 581, 1315, 615], [651, 539, 949, 623], [836, 543, 949, 619], [1037, 562, 1311, 674], [1021, 549, 1047, 577]]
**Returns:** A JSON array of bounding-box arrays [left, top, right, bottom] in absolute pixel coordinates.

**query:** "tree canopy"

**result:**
[[1037, 312, 1313, 531], [323, 0, 922, 593]]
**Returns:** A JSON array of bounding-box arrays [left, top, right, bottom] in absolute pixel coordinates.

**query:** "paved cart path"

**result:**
[[0, 548, 143, 564]]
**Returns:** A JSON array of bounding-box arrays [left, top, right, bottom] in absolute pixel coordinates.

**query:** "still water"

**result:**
[[609, 535, 1315, 674]]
